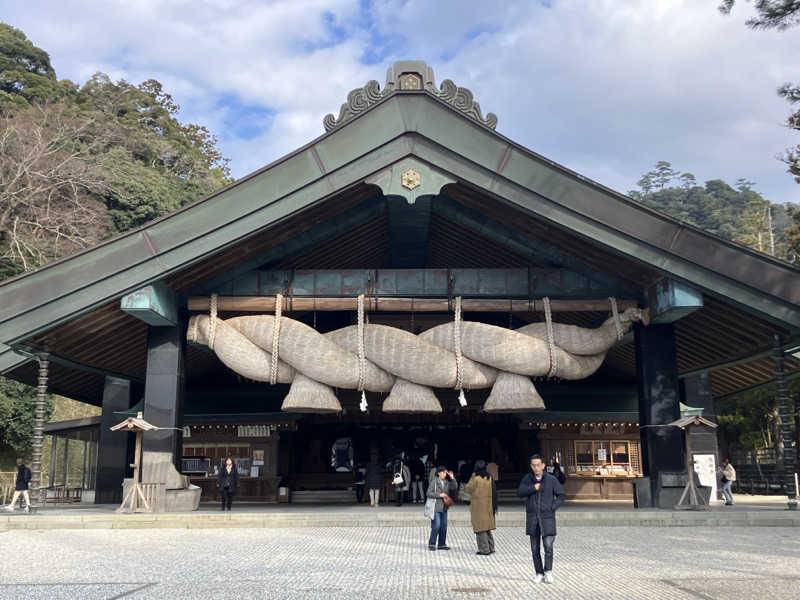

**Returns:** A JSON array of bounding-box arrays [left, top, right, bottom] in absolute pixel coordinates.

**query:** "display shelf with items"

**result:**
[[571, 440, 637, 476]]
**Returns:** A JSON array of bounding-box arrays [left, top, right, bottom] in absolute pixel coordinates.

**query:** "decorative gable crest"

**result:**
[[323, 60, 498, 132]]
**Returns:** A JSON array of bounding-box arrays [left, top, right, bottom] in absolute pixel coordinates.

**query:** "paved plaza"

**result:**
[[0, 524, 797, 599]]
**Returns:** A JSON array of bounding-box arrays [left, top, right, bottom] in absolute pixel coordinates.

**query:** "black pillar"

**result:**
[[142, 324, 185, 485], [681, 372, 719, 457], [96, 377, 132, 504], [635, 323, 684, 507]]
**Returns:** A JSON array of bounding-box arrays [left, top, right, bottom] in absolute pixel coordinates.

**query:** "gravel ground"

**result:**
[[0, 525, 797, 599]]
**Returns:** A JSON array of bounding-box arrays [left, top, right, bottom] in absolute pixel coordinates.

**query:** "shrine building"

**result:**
[[0, 61, 797, 510]]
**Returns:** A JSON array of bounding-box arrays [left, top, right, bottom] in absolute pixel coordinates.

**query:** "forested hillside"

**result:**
[[0, 23, 231, 279], [629, 161, 800, 263]]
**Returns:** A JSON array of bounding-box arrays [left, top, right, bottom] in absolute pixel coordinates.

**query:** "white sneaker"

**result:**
[[534, 573, 544, 583], [543, 571, 554, 584], [2, 505, 14, 511]]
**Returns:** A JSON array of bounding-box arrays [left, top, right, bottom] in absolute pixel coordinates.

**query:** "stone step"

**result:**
[[290, 490, 355, 504]]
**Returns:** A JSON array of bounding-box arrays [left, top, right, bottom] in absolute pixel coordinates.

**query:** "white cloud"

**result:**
[[5, 0, 799, 203]]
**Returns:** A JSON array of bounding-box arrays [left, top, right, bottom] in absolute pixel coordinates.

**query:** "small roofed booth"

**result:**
[[0, 61, 797, 510], [42, 417, 100, 504]]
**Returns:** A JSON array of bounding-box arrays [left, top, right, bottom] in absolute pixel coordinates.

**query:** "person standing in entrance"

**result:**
[[217, 457, 239, 511], [365, 457, 382, 507], [718, 458, 736, 506], [518, 454, 565, 584], [426, 466, 457, 551], [465, 460, 497, 555], [3, 459, 32, 512]]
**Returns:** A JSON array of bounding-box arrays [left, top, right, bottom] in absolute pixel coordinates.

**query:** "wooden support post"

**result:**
[[32, 354, 49, 507], [187, 296, 639, 313], [674, 427, 708, 510]]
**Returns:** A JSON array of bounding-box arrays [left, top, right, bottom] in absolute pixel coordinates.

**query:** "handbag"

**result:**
[[441, 493, 454, 508], [392, 461, 404, 486], [424, 498, 437, 520]]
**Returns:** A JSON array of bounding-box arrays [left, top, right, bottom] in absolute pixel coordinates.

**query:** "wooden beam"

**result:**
[[187, 296, 639, 313]]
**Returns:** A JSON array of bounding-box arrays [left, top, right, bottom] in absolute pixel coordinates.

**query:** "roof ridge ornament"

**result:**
[[323, 60, 497, 132]]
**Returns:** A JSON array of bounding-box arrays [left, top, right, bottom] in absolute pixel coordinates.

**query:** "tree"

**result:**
[[0, 103, 112, 275], [630, 161, 794, 261], [786, 204, 800, 260], [653, 160, 679, 190], [679, 172, 696, 191], [0, 378, 53, 455], [719, 0, 800, 30], [778, 83, 800, 183], [719, 2, 800, 185], [0, 23, 61, 107]]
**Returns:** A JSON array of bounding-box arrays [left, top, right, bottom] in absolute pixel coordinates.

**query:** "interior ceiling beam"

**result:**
[[184, 195, 387, 297], [679, 335, 800, 379], [431, 195, 642, 298], [187, 295, 638, 313], [11, 344, 144, 385]]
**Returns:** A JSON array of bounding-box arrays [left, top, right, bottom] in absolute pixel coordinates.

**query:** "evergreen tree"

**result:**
[[0, 23, 61, 107]]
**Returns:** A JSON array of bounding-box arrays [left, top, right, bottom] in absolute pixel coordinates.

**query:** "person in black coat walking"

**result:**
[[217, 457, 239, 511], [518, 454, 565, 584], [3, 459, 32, 512]]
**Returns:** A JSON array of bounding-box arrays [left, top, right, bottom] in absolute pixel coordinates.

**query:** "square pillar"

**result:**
[[634, 323, 684, 507], [95, 377, 132, 504], [142, 323, 186, 489]]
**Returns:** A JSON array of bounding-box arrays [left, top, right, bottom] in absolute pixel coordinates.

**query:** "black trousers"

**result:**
[[355, 485, 365, 503], [220, 488, 234, 510], [529, 526, 555, 573], [395, 489, 405, 505]]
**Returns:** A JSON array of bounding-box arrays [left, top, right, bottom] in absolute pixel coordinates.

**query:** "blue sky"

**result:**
[[4, 0, 799, 204]]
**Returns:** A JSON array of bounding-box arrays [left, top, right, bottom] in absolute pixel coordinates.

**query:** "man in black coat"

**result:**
[[518, 454, 565, 584], [4, 458, 32, 512], [216, 457, 239, 511]]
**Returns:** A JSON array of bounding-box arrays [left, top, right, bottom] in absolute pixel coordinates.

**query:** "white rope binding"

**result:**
[[610, 297, 624, 341], [454, 296, 467, 407], [208, 293, 219, 350], [357, 294, 368, 412], [270, 293, 283, 385], [543, 296, 558, 378]]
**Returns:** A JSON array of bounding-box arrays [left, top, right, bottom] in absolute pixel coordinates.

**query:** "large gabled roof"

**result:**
[[0, 60, 798, 390]]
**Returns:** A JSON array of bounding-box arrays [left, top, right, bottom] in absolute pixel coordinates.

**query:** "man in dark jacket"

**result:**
[[216, 457, 239, 511], [4, 458, 32, 512], [518, 454, 565, 584]]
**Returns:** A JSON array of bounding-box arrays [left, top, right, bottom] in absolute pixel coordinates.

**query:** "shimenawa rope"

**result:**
[[544, 296, 558, 378], [270, 293, 283, 385]]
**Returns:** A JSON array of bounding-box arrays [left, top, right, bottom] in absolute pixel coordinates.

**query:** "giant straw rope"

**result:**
[[187, 298, 649, 413]]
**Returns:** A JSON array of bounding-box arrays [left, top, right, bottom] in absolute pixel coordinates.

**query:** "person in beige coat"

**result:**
[[465, 459, 497, 555]]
